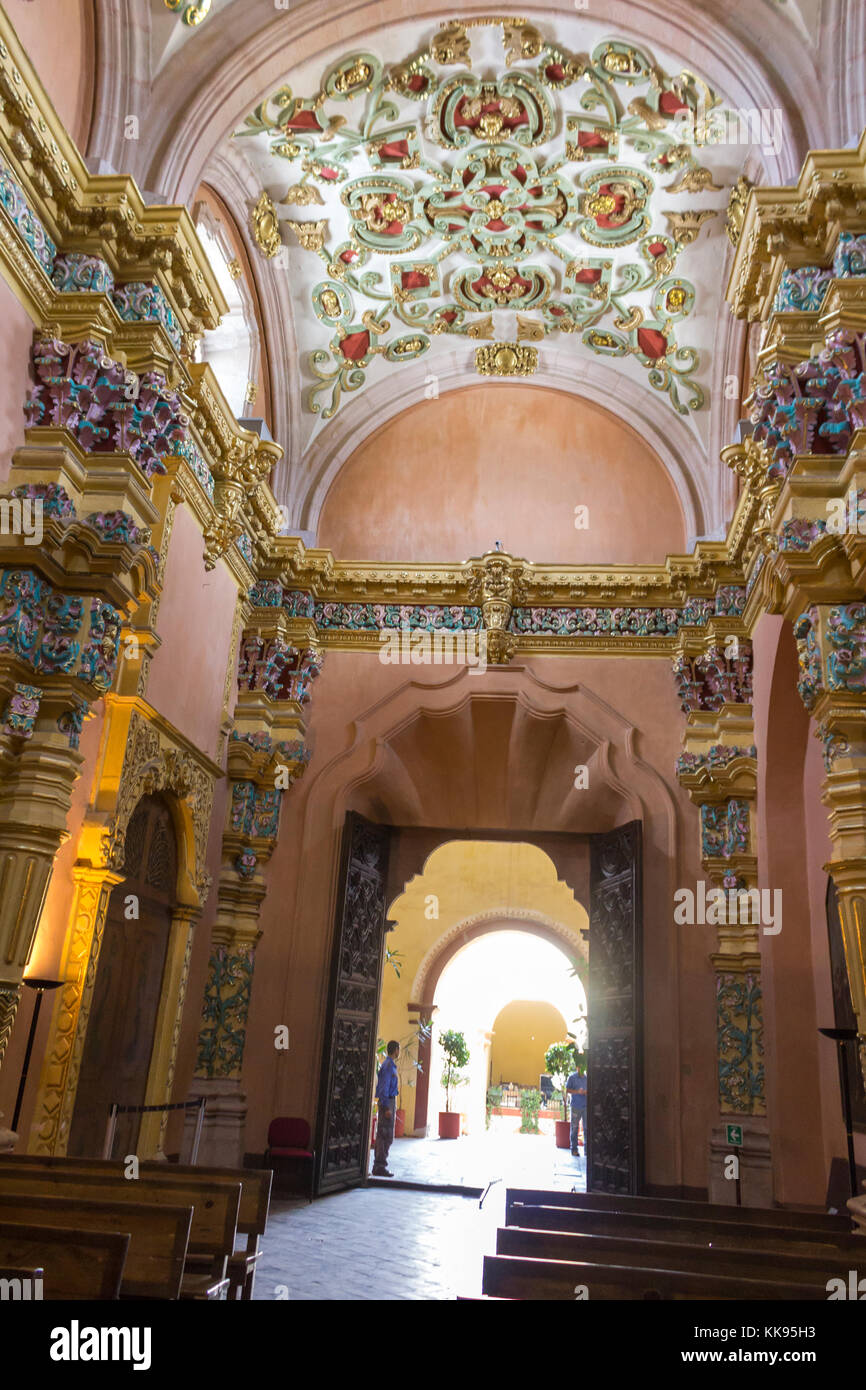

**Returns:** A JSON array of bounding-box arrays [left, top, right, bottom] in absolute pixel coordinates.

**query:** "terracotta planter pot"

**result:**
[[395, 1108, 405, 1138], [555, 1119, 571, 1149], [438, 1110, 460, 1139]]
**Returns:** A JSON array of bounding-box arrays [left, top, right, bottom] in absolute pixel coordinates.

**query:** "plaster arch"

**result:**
[[297, 360, 709, 543], [89, 0, 823, 205], [403, 902, 588, 1133], [409, 906, 587, 1011], [260, 660, 688, 1184]]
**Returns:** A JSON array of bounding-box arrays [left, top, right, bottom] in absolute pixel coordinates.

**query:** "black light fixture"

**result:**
[[818, 1026, 860, 1201], [10, 977, 62, 1136]]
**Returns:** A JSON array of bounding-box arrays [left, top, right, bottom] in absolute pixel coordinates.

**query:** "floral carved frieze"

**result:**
[[104, 710, 215, 904], [0, 569, 121, 694], [24, 335, 188, 479], [794, 604, 866, 712], [672, 642, 753, 712], [717, 971, 765, 1115]]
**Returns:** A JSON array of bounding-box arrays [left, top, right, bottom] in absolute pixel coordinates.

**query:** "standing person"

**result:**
[[372, 1040, 400, 1177], [566, 1063, 587, 1156]]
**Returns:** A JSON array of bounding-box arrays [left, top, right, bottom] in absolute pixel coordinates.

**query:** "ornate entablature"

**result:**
[[235, 18, 741, 431], [243, 541, 746, 657]]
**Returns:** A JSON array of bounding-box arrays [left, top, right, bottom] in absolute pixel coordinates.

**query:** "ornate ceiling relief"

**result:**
[[235, 20, 740, 432]]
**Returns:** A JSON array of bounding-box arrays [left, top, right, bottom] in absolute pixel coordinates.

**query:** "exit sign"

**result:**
[[726, 1124, 743, 1146]]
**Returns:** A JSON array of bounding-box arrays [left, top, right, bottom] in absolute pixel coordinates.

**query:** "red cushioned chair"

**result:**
[[265, 1117, 316, 1202]]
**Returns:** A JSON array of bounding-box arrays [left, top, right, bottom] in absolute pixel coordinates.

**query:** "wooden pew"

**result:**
[[0, 1222, 128, 1300], [496, 1224, 859, 1284], [505, 1200, 866, 1256], [505, 1187, 853, 1232], [482, 1252, 830, 1300], [0, 1192, 190, 1299], [0, 1265, 42, 1292], [0, 1169, 239, 1299], [0, 1155, 271, 1300]]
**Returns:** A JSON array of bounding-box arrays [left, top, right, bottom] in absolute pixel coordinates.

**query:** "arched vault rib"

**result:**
[[97, 0, 825, 203]]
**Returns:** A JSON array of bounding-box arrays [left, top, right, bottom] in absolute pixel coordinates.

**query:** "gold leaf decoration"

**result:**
[[516, 315, 544, 342], [665, 166, 723, 195], [285, 219, 329, 252], [282, 183, 325, 207], [250, 190, 283, 258], [663, 209, 718, 247], [475, 341, 538, 376]]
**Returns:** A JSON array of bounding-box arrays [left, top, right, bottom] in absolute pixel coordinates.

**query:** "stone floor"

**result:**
[[253, 1186, 495, 1300], [372, 1116, 587, 1193], [252, 1121, 586, 1301]]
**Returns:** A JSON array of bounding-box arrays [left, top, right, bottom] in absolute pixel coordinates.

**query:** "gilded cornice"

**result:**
[[726, 130, 866, 322], [0, 8, 227, 336], [256, 537, 741, 607]]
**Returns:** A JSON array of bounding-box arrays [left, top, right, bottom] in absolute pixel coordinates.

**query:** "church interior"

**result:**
[[0, 0, 864, 1332]]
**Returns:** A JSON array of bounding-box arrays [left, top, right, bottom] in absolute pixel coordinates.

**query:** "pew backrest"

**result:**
[[483, 1253, 829, 1301], [504, 1187, 852, 1232], [0, 1191, 191, 1299], [506, 1200, 866, 1255], [0, 1221, 128, 1300], [0, 1155, 270, 1241], [496, 1224, 860, 1281], [0, 1169, 239, 1265]]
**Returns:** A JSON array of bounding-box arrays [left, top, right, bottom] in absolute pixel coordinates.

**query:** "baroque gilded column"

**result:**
[[724, 133, 866, 1091], [672, 587, 773, 1201], [184, 630, 320, 1164]]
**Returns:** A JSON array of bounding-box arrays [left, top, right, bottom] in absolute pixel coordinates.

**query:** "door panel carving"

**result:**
[[68, 795, 177, 1157], [588, 820, 643, 1194], [316, 813, 391, 1193]]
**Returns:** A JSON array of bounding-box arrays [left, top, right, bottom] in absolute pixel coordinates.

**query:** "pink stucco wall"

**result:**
[[0, 274, 34, 485], [146, 502, 237, 759], [246, 651, 710, 1194], [318, 386, 688, 565], [6, 0, 95, 153]]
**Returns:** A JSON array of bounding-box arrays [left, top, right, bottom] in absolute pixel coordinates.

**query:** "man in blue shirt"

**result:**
[[372, 1040, 400, 1176], [566, 1066, 587, 1156]]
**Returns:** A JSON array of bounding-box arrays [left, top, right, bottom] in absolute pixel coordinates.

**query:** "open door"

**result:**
[[315, 812, 392, 1194], [587, 820, 643, 1194]]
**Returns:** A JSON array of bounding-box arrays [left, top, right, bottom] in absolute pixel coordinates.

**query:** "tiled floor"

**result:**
[[253, 1186, 495, 1300]]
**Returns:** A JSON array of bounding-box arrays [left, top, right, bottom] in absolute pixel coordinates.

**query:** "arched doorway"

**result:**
[[68, 794, 178, 1157]]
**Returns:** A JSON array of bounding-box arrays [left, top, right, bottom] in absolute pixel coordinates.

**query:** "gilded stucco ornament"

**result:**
[[235, 21, 736, 421], [250, 191, 283, 258], [475, 340, 538, 375], [164, 0, 212, 24]]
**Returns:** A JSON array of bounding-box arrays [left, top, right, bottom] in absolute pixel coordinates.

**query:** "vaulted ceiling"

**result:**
[[233, 18, 743, 454], [101, 1, 864, 538]]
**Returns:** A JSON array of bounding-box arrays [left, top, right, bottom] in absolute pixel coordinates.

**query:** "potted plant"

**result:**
[[438, 1028, 469, 1138], [545, 1039, 578, 1149], [485, 1084, 503, 1130], [519, 1087, 542, 1134], [396, 1019, 431, 1136]]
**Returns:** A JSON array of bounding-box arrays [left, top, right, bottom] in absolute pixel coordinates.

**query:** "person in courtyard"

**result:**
[[372, 1040, 400, 1176], [566, 1063, 587, 1156]]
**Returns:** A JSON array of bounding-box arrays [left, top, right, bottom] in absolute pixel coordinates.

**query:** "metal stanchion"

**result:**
[[102, 1102, 119, 1159], [190, 1095, 207, 1163]]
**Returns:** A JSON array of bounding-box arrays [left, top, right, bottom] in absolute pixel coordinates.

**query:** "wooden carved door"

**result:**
[[826, 879, 866, 1129], [315, 813, 391, 1194], [587, 820, 643, 1194], [68, 795, 176, 1157]]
